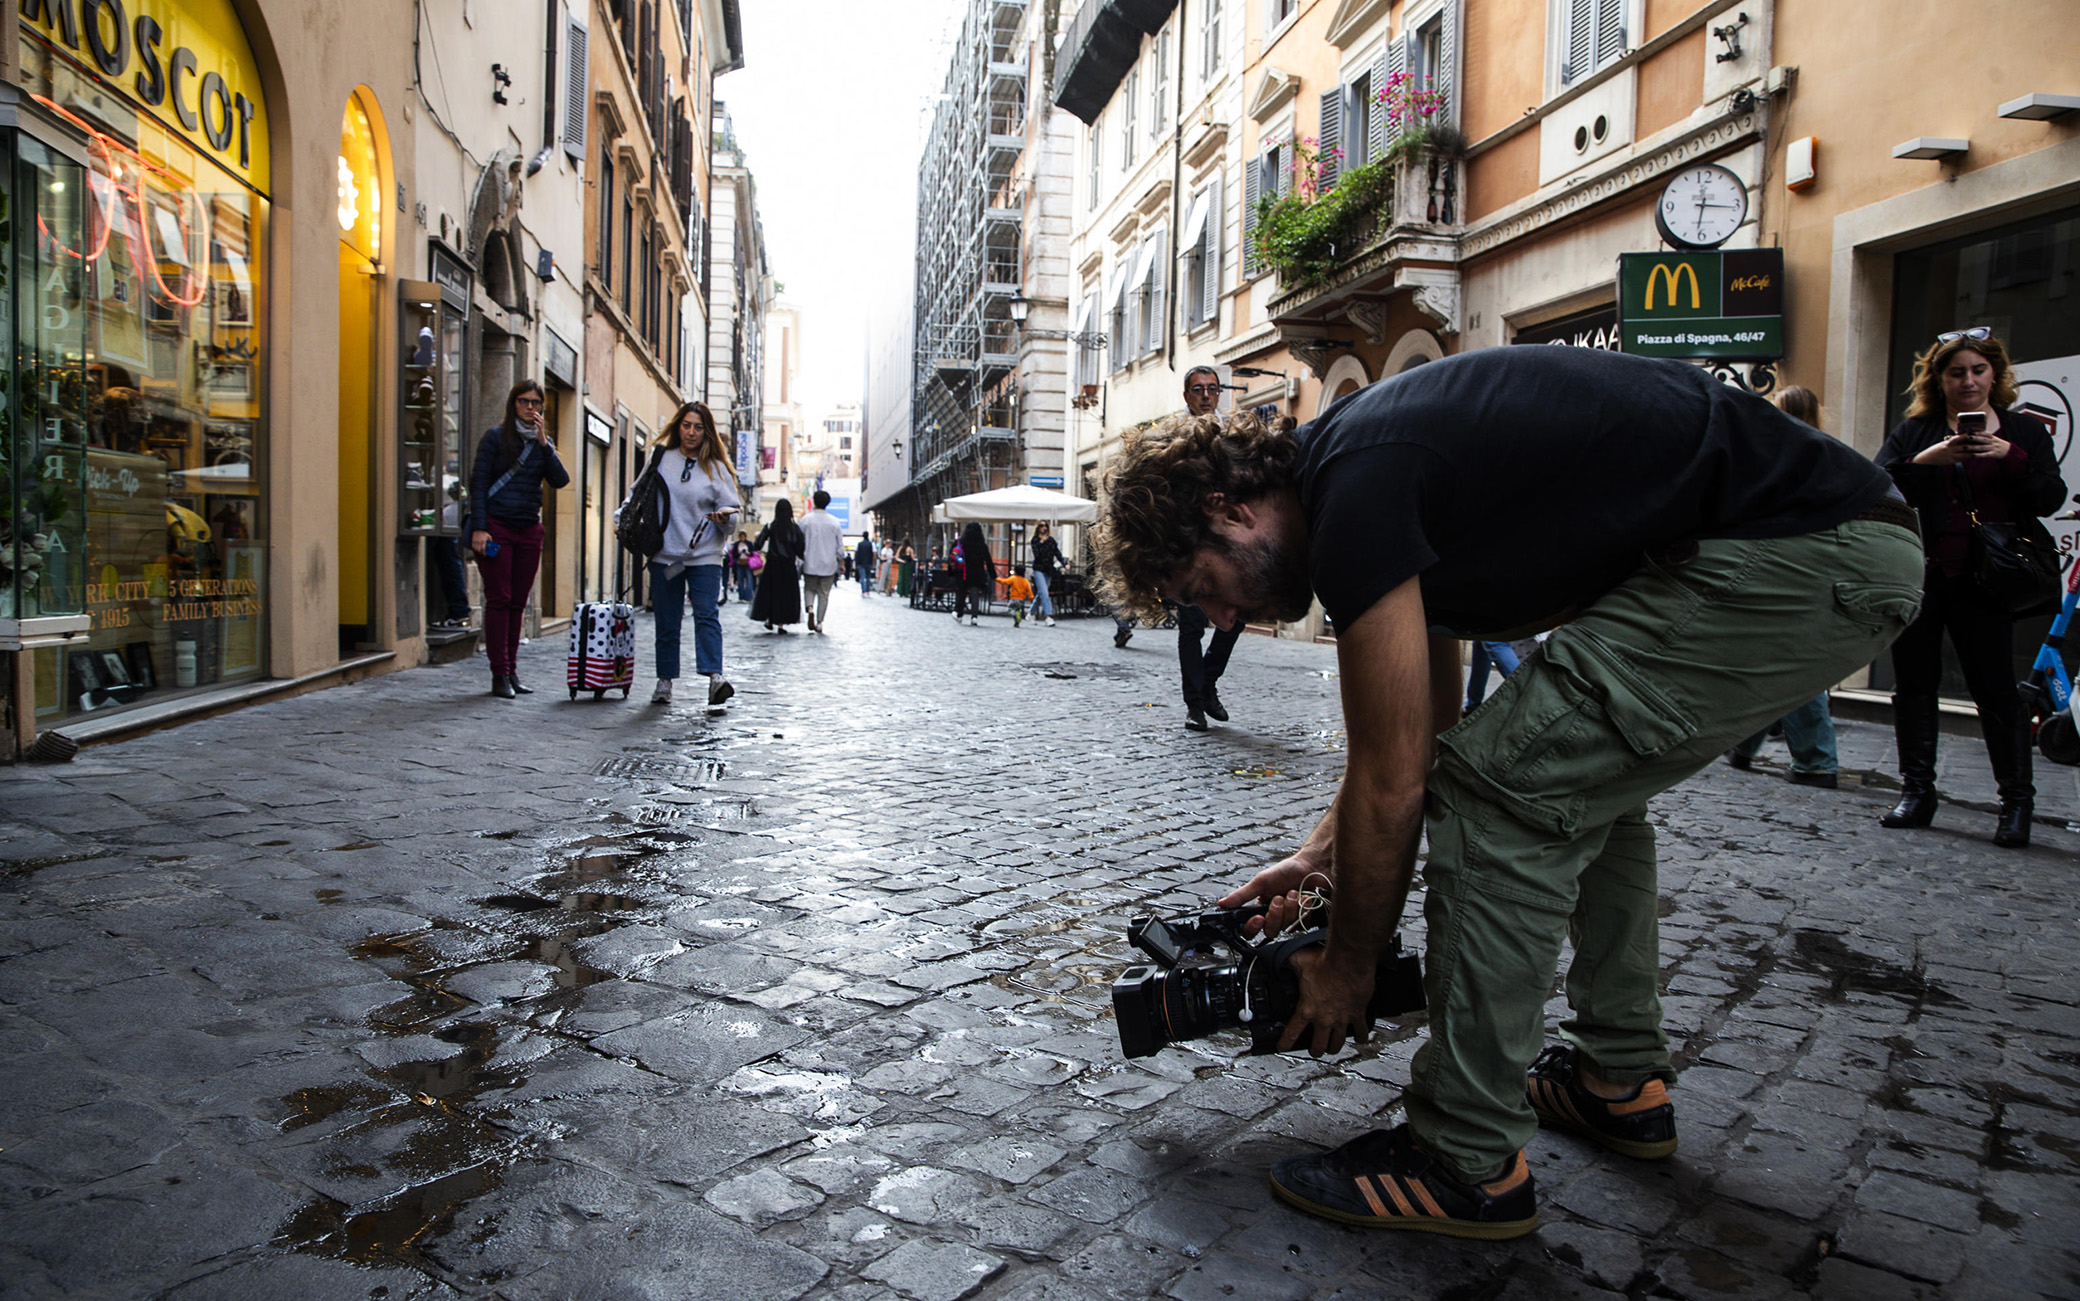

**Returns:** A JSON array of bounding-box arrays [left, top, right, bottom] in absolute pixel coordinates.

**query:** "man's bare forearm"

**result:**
[[1320, 772, 1423, 971]]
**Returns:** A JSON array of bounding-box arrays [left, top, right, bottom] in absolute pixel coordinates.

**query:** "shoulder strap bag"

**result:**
[[1958, 468, 2061, 619], [615, 445, 672, 560]]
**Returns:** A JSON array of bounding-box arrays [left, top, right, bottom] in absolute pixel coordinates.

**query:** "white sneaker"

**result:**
[[1045, 618, 1056, 626], [650, 679, 674, 704]]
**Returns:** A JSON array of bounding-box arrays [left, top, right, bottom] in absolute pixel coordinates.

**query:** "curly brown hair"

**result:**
[[1094, 409, 1299, 621], [1905, 333, 2018, 420]]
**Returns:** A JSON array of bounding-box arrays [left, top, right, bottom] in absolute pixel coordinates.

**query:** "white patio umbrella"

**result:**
[[934, 484, 1098, 523]]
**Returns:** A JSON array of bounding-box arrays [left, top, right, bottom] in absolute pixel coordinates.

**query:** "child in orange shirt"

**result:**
[[998, 565, 1036, 626]]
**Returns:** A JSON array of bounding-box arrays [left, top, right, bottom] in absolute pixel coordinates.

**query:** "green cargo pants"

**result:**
[[1404, 518, 1924, 1181]]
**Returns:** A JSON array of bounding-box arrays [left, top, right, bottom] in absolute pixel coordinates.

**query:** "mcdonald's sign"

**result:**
[[1618, 249, 1784, 360]]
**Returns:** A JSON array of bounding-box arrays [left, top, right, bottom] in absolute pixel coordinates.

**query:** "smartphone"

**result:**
[[1956, 412, 1988, 442]]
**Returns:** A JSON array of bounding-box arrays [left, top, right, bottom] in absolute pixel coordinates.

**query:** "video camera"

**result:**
[[1110, 902, 1425, 1058]]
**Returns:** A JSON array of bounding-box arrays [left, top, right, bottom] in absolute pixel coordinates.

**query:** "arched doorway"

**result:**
[[336, 89, 386, 654]]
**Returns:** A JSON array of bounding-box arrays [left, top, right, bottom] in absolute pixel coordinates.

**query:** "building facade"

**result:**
[[0, 0, 752, 760], [577, 0, 743, 608], [870, 0, 1078, 565], [705, 102, 772, 527], [1054, 0, 2077, 669]]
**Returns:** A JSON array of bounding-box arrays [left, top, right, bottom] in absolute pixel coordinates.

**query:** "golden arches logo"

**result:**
[[1644, 262, 1701, 311]]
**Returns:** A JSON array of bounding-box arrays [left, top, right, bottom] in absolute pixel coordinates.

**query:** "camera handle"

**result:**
[[1238, 928, 1329, 1023]]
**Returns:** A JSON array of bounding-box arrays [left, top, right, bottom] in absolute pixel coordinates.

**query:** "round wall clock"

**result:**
[[1655, 163, 1748, 249]]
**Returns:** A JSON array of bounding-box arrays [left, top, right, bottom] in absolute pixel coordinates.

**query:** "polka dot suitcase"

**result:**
[[566, 601, 635, 699]]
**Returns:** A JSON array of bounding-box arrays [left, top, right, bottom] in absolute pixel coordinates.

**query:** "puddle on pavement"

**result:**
[[279, 829, 689, 1268], [1785, 928, 1958, 1008]]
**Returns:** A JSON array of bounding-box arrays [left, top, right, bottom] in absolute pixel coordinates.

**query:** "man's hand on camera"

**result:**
[[1278, 946, 1374, 1056], [1217, 854, 1327, 937]]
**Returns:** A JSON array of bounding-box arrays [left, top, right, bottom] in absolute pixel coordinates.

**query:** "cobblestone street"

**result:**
[[2, 596, 2076, 1301]]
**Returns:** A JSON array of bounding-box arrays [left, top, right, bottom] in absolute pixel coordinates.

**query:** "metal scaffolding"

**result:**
[[909, 0, 1030, 518]]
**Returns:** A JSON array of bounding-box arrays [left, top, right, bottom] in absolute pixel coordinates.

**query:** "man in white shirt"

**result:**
[[799, 490, 846, 634]]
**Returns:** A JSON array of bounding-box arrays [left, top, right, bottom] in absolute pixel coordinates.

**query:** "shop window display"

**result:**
[[9, 54, 271, 723]]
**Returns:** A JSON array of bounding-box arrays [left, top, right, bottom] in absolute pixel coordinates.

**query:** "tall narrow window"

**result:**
[[1203, 0, 1222, 79], [563, 17, 589, 161], [600, 154, 615, 287], [1151, 29, 1169, 136], [1121, 70, 1138, 168], [1087, 119, 1102, 206], [620, 197, 633, 312]]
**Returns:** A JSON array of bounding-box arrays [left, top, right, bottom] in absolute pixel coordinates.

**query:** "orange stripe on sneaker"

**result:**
[[1406, 1178, 1448, 1218], [1609, 1080, 1670, 1116], [1355, 1175, 1390, 1218], [1378, 1175, 1419, 1217], [1482, 1152, 1530, 1196]]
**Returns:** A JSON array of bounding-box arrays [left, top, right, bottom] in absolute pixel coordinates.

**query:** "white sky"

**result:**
[[719, 0, 968, 421]]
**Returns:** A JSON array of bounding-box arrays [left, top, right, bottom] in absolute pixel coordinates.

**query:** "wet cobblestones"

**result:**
[[2, 597, 2077, 1300]]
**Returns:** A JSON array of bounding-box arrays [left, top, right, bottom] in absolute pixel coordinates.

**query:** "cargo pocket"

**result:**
[[1833, 581, 1923, 633], [1438, 628, 1697, 840]]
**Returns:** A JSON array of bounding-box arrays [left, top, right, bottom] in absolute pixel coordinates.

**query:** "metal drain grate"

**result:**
[[596, 756, 729, 781], [631, 804, 692, 823]]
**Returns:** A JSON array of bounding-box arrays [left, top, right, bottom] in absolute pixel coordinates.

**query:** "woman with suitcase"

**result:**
[[634, 400, 740, 707]]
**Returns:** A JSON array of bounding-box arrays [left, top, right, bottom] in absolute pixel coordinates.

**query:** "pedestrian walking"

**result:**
[[879, 540, 897, 594], [799, 490, 845, 633], [629, 400, 739, 709], [954, 522, 994, 625], [998, 565, 1035, 625], [1175, 367, 1241, 731], [719, 534, 741, 605], [1873, 330, 2066, 847], [1030, 522, 1062, 626], [1463, 640, 1520, 711], [733, 531, 758, 603], [469, 379, 570, 699], [1098, 346, 1920, 1239], [1723, 389, 1846, 789], [856, 533, 878, 596], [751, 499, 806, 633]]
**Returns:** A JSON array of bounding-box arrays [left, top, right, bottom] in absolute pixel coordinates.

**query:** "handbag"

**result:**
[[747, 551, 765, 573], [615, 446, 671, 559], [1958, 469, 2060, 618]]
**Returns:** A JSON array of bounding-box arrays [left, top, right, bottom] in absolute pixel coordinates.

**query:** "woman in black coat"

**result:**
[[750, 498, 806, 633], [954, 521, 994, 626], [1873, 329, 2068, 848]]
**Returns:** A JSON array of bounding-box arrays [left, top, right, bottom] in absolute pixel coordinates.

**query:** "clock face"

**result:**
[[1656, 164, 1748, 249]]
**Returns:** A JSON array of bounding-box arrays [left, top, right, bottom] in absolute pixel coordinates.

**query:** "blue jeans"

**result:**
[[1729, 692, 1840, 774], [1031, 569, 1054, 617], [650, 562, 723, 679], [859, 567, 874, 595], [1464, 641, 1522, 710], [738, 570, 757, 602]]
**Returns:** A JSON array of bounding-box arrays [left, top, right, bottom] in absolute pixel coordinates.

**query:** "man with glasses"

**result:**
[[1175, 366, 1244, 731]]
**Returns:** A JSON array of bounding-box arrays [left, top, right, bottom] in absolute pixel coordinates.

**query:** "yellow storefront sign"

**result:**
[[19, 0, 271, 194]]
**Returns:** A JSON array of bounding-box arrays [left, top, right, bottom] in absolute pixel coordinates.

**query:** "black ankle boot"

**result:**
[[1994, 799, 2032, 848], [507, 672, 535, 695], [491, 673, 516, 699], [1880, 789, 1937, 828]]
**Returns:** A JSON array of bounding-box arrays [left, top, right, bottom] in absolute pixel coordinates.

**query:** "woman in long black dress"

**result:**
[[954, 521, 994, 626], [750, 498, 806, 633]]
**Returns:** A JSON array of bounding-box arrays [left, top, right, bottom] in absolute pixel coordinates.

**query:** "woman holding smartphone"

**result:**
[[470, 379, 570, 699], [1874, 329, 2067, 847], [634, 400, 741, 707]]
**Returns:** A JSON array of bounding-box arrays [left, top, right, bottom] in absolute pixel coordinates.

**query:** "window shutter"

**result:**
[[1200, 172, 1223, 326], [1594, 0, 1625, 69], [1371, 45, 1393, 161], [1317, 89, 1341, 190], [563, 19, 589, 160], [1439, 2, 1459, 126], [1147, 230, 1168, 355], [1562, 0, 1592, 83], [1276, 140, 1292, 197], [1242, 150, 1263, 278]]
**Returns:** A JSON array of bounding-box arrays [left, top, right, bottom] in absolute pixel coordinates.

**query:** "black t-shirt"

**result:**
[[1295, 348, 1894, 637]]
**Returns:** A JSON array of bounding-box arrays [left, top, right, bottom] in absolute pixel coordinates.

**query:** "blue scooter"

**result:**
[[2026, 497, 2080, 766]]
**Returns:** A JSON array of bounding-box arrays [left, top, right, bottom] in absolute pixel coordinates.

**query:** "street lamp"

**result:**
[[1005, 293, 1108, 349]]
